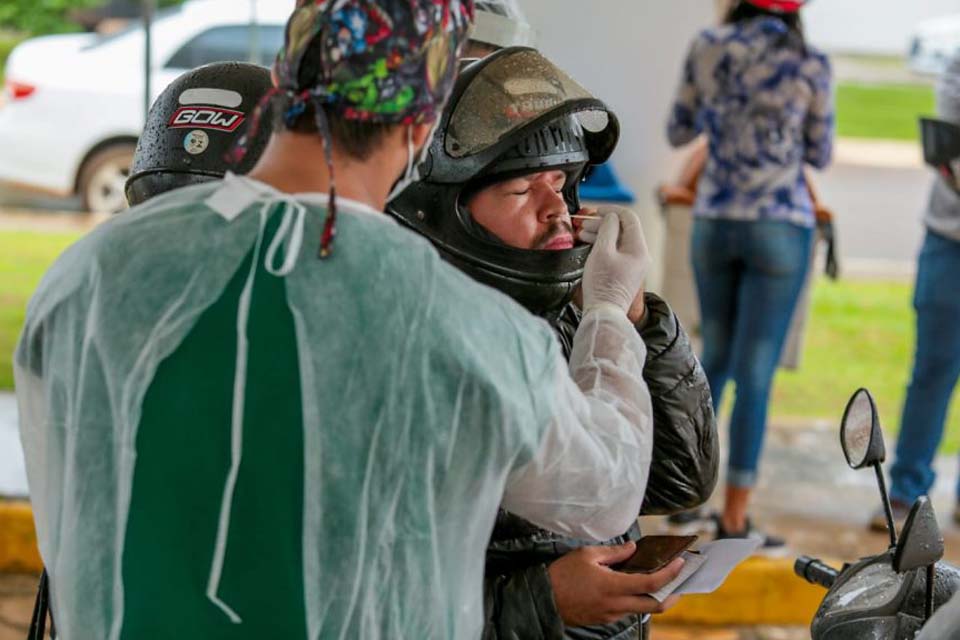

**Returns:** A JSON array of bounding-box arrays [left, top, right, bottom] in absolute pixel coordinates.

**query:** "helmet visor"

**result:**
[[446, 49, 611, 159]]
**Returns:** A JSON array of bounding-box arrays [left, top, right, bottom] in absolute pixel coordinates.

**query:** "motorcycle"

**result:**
[[794, 388, 960, 639]]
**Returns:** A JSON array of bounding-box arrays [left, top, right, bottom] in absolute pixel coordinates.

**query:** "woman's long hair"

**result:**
[[725, 1, 806, 53]]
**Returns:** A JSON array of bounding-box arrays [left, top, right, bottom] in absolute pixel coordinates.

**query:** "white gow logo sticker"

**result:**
[[184, 130, 210, 155], [168, 106, 246, 132], [170, 87, 246, 132]]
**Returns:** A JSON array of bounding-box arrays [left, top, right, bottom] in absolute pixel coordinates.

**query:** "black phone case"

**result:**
[[614, 535, 699, 574]]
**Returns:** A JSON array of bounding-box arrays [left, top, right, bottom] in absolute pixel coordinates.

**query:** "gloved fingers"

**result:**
[[577, 207, 617, 244], [613, 208, 648, 257], [580, 215, 606, 234], [579, 229, 599, 245], [577, 214, 606, 245], [593, 211, 622, 254]]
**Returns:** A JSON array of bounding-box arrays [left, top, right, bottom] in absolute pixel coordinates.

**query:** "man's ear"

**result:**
[[411, 123, 435, 151]]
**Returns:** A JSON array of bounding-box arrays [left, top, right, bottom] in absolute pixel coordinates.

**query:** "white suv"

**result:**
[[0, 0, 293, 213]]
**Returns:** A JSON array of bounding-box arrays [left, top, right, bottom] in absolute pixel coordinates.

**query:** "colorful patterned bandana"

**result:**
[[278, 0, 473, 124], [235, 0, 474, 257]]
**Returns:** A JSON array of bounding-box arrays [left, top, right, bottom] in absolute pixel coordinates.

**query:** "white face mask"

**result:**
[[387, 122, 440, 203]]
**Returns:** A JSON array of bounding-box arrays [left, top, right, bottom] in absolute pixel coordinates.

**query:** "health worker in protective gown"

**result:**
[[130, 58, 699, 640], [390, 45, 719, 640], [14, 3, 659, 639]]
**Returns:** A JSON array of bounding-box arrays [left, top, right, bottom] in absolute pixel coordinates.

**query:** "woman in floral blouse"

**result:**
[[667, 0, 833, 548]]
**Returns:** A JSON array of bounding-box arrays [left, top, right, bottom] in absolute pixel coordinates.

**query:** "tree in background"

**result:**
[[0, 0, 185, 80]]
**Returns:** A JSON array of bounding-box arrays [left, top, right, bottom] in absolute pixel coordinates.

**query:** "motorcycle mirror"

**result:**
[[841, 389, 898, 546], [840, 388, 886, 469]]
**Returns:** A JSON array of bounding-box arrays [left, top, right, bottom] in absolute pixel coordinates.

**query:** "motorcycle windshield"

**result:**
[[445, 49, 610, 158], [822, 561, 906, 615]]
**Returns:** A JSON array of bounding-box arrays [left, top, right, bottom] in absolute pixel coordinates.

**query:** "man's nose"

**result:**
[[535, 184, 569, 223]]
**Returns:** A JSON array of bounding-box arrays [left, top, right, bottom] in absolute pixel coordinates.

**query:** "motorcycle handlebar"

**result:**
[[795, 556, 839, 589]]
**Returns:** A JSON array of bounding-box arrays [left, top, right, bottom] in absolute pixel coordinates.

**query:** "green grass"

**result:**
[[0, 230, 80, 390], [836, 82, 936, 142], [768, 277, 960, 454]]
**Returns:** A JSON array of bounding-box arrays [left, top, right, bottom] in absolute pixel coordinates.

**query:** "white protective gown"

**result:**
[[15, 174, 653, 639]]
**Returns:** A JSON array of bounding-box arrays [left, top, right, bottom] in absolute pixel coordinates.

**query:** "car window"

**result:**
[[165, 25, 284, 70]]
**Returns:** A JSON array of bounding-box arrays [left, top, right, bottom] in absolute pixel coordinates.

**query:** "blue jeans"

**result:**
[[692, 218, 814, 488], [890, 230, 960, 504]]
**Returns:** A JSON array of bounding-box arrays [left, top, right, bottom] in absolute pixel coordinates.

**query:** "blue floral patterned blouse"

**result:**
[[667, 16, 834, 228]]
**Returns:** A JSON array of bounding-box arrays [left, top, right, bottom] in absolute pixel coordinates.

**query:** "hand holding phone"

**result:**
[[548, 543, 686, 627]]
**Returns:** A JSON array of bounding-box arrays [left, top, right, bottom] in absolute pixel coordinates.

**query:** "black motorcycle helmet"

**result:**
[[125, 61, 274, 206], [388, 47, 620, 321], [921, 117, 960, 194]]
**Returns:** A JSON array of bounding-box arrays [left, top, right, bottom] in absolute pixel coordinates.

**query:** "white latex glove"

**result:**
[[580, 208, 650, 315]]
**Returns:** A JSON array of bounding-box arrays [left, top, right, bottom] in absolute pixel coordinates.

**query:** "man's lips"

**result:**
[[541, 234, 575, 250]]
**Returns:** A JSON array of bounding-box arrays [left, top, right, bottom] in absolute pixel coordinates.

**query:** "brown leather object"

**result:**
[[658, 185, 697, 207], [658, 139, 708, 207]]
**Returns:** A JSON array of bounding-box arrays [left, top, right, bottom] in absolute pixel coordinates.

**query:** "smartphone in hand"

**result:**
[[613, 535, 699, 574]]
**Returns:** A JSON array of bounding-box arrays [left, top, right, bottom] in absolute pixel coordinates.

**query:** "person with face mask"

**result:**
[[873, 53, 960, 533], [390, 48, 718, 640], [14, 3, 659, 638]]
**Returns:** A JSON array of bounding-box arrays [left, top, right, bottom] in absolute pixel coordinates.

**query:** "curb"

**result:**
[[659, 556, 826, 626], [1, 501, 828, 626], [0, 500, 42, 574], [833, 137, 923, 170]]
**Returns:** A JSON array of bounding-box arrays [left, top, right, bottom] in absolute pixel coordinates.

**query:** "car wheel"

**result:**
[[78, 143, 136, 214]]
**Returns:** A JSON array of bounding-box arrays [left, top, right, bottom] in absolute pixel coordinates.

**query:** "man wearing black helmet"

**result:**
[[390, 48, 718, 640]]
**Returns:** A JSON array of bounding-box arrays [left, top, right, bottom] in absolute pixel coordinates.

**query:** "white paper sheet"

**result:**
[[650, 538, 762, 602]]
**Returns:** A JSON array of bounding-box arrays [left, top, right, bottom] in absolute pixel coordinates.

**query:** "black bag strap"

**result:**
[[818, 218, 840, 281], [28, 569, 53, 639]]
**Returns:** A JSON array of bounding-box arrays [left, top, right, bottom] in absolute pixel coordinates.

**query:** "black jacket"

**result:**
[[482, 293, 719, 640]]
